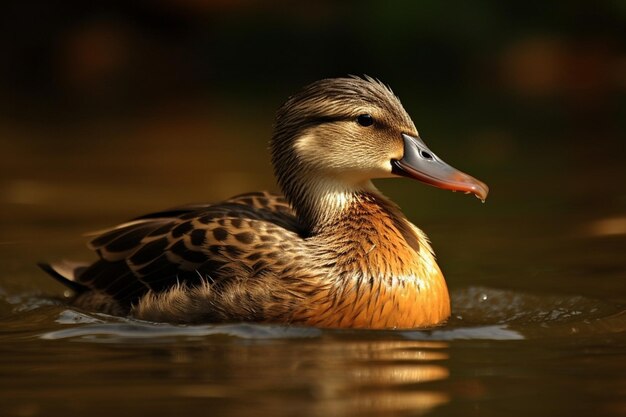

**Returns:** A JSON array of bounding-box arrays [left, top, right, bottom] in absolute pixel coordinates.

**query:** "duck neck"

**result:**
[[284, 176, 419, 251], [281, 175, 372, 233]]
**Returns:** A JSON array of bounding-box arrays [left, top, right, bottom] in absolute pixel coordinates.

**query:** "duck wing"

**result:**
[[42, 192, 304, 308]]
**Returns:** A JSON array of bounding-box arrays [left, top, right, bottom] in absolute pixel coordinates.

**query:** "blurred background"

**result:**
[[1, 0, 625, 294]]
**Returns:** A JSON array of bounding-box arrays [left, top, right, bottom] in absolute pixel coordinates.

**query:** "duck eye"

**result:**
[[356, 114, 374, 127]]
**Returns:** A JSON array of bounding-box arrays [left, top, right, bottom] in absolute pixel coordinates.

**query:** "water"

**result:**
[[1, 289, 625, 416], [1, 122, 625, 416]]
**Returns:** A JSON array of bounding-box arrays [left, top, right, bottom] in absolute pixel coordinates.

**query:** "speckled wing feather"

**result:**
[[75, 191, 304, 308]]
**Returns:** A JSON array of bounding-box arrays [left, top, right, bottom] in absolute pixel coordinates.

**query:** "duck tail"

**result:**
[[37, 261, 90, 293]]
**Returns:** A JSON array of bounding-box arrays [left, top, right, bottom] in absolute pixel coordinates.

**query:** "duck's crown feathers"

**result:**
[[275, 75, 400, 119]]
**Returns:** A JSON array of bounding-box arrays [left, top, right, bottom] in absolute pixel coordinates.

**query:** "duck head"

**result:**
[[270, 76, 488, 230]]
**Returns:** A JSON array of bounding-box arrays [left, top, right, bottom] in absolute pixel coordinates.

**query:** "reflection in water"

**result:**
[[166, 339, 450, 416], [28, 308, 453, 416], [2, 302, 455, 416], [0, 333, 454, 415], [305, 341, 449, 416]]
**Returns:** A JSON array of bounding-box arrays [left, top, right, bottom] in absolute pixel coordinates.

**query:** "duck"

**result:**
[[39, 76, 488, 329]]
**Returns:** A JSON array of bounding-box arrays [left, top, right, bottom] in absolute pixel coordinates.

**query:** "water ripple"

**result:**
[[38, 309, 524, 342]]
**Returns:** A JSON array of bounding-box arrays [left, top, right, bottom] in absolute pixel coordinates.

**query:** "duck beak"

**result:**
[[391, 134, 489, 201]]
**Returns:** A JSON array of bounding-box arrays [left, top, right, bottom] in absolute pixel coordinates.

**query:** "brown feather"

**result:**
[[40, 77, 452, 329]]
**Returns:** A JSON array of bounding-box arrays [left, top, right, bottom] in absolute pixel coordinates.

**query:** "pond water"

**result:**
[[1, 119, 625, 416]]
